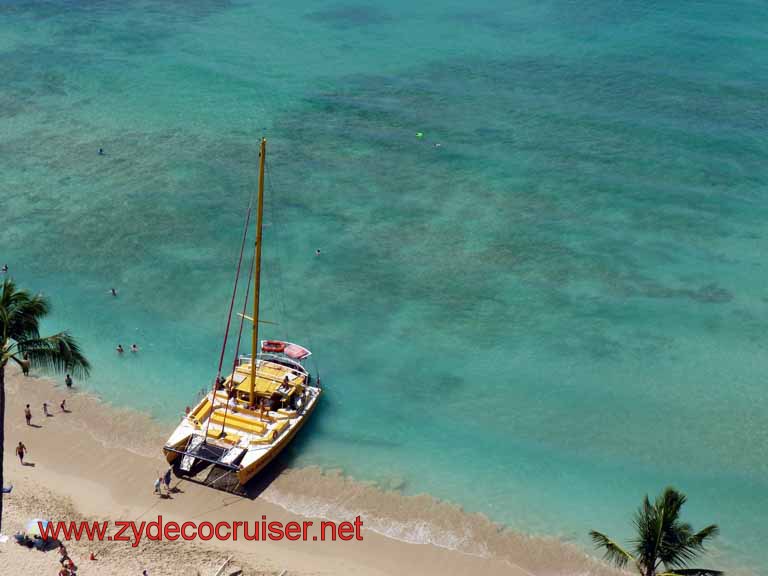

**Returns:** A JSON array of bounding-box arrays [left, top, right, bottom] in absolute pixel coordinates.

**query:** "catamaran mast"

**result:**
[[250, 137, 267, 407]]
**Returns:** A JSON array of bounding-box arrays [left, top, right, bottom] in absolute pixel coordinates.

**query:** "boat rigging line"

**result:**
[[215, 248, 256, 437], [203, 188, 255, 440]]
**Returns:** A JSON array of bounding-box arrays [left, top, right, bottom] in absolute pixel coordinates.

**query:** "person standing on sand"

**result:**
[[164, 467, 172, 493], [16, 442, 27, 464], [60, 399, 67, 412], [43, 402, 50, 417], [24, 404, 32, 425], [21, 352, 30, 376], [153, 475, 162, 496], [65, 373, 73, 388], [58, 542, 70, 566]]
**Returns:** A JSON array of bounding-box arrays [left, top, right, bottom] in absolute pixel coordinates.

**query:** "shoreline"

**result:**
[[2, 366, 619, 575]]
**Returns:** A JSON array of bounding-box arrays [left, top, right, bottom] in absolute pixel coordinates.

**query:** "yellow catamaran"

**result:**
[[163, 138, 322, 488]]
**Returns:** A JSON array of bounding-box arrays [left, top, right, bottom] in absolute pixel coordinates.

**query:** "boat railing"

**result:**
[[238, 352, 308, 372]]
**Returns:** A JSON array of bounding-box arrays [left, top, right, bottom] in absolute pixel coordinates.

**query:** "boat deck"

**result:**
[[165, 385, 320, 481], [229, 360, 305, 399]]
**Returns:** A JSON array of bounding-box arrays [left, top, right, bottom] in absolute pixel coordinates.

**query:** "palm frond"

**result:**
[[688, 525, 720, 547], [0, 305, 9, 343], [0, 279, 49, 342], [663, 524, 720, 569], [637, 487, 688, 568], [589, 530, 634, 568], [659, 520, 694, 566], [658, 569, 723, 576], [633, 493, 662, 570], [659, 487, 687, 526], [17, 332, 90, 378], [10, 293, 49, 341], [0, 278, 17, 308]]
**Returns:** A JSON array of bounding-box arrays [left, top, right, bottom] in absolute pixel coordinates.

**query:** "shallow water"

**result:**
[[2, 0, 767, 571]]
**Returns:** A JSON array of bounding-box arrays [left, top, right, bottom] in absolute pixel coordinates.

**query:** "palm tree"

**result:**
[[590, 487, 722, 576], [0, 278, 90, 531]]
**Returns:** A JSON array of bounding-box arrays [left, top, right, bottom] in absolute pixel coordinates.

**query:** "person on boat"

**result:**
[[130, 344, 139, 353], [227, 393, 238, 412], [65, 373, 72, 388], [24, 404, 32, 426], [116, 344, 124, 354], [16, 442, 27, 464]]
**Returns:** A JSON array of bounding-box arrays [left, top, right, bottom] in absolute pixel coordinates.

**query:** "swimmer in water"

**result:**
[[110, 288, 117, 296], [1, 264, 7, 273], [130, 344, 139, 353], [99, 148, 104, 156], [315, 249, 321, 256], [116, 344, 124, 354]]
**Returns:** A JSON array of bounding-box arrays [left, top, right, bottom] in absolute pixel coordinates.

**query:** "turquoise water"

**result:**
[[2, 0, 767, 570]]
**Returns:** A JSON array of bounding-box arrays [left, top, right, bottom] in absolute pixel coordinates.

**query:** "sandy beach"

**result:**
[[1, 366, 617, 576]]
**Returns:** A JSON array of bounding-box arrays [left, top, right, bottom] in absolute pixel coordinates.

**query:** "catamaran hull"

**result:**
[[162, 387, 321, 487], [164, 437, 188, 464], [236, 388, 321, 484]]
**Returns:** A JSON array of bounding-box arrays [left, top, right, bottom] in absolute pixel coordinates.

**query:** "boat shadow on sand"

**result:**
[[173, 448, 291, 499]]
